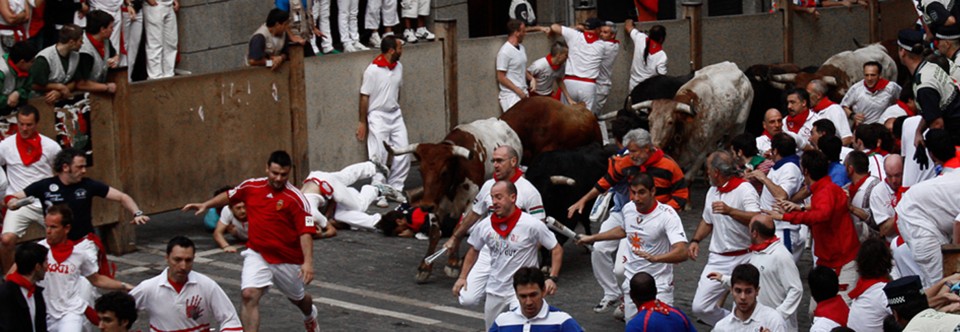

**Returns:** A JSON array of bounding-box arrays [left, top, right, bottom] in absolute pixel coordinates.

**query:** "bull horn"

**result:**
[[450, 146, 472, 159], [390, 143, 419, 155], [550, 176, 576, 186], [675, 103, 695, 116], [769, 81, 787, 90], [597, 111, 619, 121], [822, 76, 838, 86], [631, 100, 653, 111], [771, 73, 797, 82]]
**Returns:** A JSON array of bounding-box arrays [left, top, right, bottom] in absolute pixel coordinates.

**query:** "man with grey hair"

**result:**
[[936, 25, 960, 81], [806, 79, 854, 145], [688, 150, 761, 325], [568, 128, 687, 316]]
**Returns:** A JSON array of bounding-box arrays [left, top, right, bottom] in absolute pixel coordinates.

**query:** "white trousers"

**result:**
[[691, 252, 751, 325], [899, 221, 948, 288], [337, 0, 360, 43], [314, 162, 381, 229], [483, 292, 518, 331], [364, 0, 398, 29], [143, 3, 177, 79], [458, 246, 491, 306], [317, 0, 333, 49], [891, 236, 923, 281], [563, 79, 596, 113], [622, 271, 674, 322], [595, 83, 611, 111], [400, 0, 429, 18], [120, 7, 143, 79], [47, 311, 94, 332], [592, 212, 624, 302], [366, 110, 410, 192]]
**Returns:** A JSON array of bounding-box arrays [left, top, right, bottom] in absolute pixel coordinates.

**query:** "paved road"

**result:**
[[112, 172, 815, 331]]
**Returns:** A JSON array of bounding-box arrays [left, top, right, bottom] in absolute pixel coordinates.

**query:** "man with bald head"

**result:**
[[869, 154, 923, 279], [807, 80, 855, 145], [708, 214, 802, 331], [756, 108, 808, 157]]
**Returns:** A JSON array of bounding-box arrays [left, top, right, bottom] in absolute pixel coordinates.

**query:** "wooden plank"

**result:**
[[435, 19, 458, 132], [288, 45, 309, 182]]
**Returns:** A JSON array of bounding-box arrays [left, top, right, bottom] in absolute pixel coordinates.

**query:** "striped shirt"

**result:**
[[490, 301, 583, 332], [595, 150, 689, 210]]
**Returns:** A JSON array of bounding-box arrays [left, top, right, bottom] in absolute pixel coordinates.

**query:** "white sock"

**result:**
[[304, 305, 318, 321]]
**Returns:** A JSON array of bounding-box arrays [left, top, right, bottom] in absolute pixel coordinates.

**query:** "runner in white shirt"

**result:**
[[746, 134, 805, 260], [847, 238, 894, 332], [212, 202, 248, 253], [301, 161, 399, 231], [130, 236, 242, 332], [496, 19, 531, 112], [577, 173, 688, 322], [452, 180, 561, 331], [444, 146, 545, 308], [527, 42, 568, 99], [868, 155, 924, 279], [845, 151, 883, 242], [624, 20, 666, 92], [783, 88, 820, 144], [756, 108, 808, 156], [356, 35, 409, 194], [543, 18, 619, 113], [900, 115, 937, 187], [808, 266, 851, 332], [708, 215, 802, 331], [37, 205, 133, 332], [841, 61, 902, 125], [688, 151, 761, 325], [594, 22, 619, 111], [0, 107, 61, 273], [712, 264, 788, 332], [807, 79, 854, 145], [853, 123, 893, 181]]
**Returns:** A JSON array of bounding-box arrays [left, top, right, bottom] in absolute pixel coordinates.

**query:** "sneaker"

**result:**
[[369, 32, 382, 48], [304, 305, 320, 332], [353, 41, 370, 51], [403, 29, 418, 43], [371, 160, 390, 178], [414, 232, 429, 240], [415, 27, 435, 41], [375, 196, 389, 208], [375, 183, 407, 203], [613, 301, 625, 321], [343, 43, 359, 53], [383, 31, 395, 37], [593, 298, 618, 313], [322, 45, 340, 54]]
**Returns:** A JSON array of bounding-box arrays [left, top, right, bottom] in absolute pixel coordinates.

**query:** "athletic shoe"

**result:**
[[383, 31, 395, 37], [403, 29, 418, 43], [322, 45, 339, 54], [343, 43, 359, 53], [304, 306, 320, 332], [613, 301, 625, 321], [414, 232, 429, 240], [353, 41, 370, 51], [375, 183, 407, 203], [371, 160, 390, 178], [593, 298, 618, 313], [375, 196, 389, 208], [369, 32, 382, 48], [415, 27, 435, 41]]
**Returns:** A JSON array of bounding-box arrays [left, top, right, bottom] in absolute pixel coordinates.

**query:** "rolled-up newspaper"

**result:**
[[423, 247, 448, 265], [10, 196, 36, 210], [545, 217, 593, 251]]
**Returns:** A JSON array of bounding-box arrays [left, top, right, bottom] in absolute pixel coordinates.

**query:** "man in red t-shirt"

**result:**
[[184, 150, 320, 332]]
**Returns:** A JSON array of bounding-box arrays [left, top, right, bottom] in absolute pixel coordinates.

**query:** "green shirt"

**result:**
[[0, 54, 33, 115]]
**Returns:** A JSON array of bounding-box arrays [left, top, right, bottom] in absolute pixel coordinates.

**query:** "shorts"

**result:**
[[2, 203, 43, 237], [240, 249, 306, 301], [401, 0, 429, 18]]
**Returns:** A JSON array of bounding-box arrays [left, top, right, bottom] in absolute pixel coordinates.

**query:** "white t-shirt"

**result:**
[[809, 316, 842, 332], [880, 103, 909, 125], [0, 0, 25, 33], [847, 281, 892, 332], [527, 57, 564, 96], [870, 182, 897, 243], [467, 212, 558, 297], [702, 181, 760, 253], [38, 238, 98, 319], [761, 159, 804, 232], [755, 131, 807, 156], [900, 116, 937, 187], [219, 206, 248, 240], [596, 40, 620, 87], [130, 269, 243, 332], [620, 201, 686, 281], [713, 303, 788, 332], [865, 153, 888, 182], [850, 175, 881, 227], [628, 29, 667, 91], [814, 104, 854, 140], [560, 26, 615, 80], [496, 42, 528, 97], [360, 61, 403, 113], [472, 177, 545, 220], [783, 111, 819, 144], [0, 133, 60, 195], [749, 240, 802, 329], [896, 168, 960, 241], [841, 80, 902, 125]]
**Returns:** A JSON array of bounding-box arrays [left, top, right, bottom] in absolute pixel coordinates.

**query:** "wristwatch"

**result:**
[[134, 210, 144, 217], [546, 275, 559, 283]]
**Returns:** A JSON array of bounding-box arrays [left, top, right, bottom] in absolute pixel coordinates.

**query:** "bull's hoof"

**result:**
[[444, 265, 461, 278], [415, 270, 432, 284]]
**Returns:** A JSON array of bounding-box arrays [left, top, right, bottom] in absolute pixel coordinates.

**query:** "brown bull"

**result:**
[[501, 96, 603, 162]]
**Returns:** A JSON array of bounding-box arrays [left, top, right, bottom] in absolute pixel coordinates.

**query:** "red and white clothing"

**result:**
[[848, 175, 881, 241], [864, 151, 888, 181], [496, 41, 528, 112], [361, 56, 409, 192], [37, 238, 98, 332], [0, 132, 60, 237], [594, 38, 620, 111], [628, 29, 667, 91], [760, 156, 805, 260], [0, 0, 26, 47], [228, 178, 315, 265], [811, 98, 854, 141], [895, 168, 960, 287], [218, 206, 248, 240], [619, 201, 687, 321], [527, 55, 564, 97], [783, 109, 819, 144], [846, 278, 891, 332], [718, 239, 802, 331], [901, 116, 937, 187], [810, 295, 849, 332], [870, 182, 924, 279], [560, 26, 618, 112], [754, 130, 807, 157], [692, 179, 758, 325], [304, 161, 382, 230], [880, 101, 914, 125], [712, 302, 788, 332], [130, 269, 242, 332], [87, 0, 123, 52], [841, 79, 902, 125]]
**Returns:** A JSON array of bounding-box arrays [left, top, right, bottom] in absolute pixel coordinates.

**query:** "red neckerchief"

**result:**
[[490, 207, 522, 238], [762, 130, 773, 139], [865, 78, 890, 94], [945, 147, 960, 170], [546, 54, 561, 71], [867, 148, 889, 157], [85, 233, 115, 278], [583, 31, 599, 44], [372, 54, 397, 70], [637, 201, 658, 215], [749, 236, 780, 252], [785, 109, 809, 133], [717, 177, 746, 194], [49, 239, 76, 264], [7, 58, 27, 78], [16, 133, 42, 167], [893, 186, 909, 208], [848, 277, 890, 299], [494, 167, 524, 183], [647, 39, 663, 54], [848, 175, 870, 200], [85, 33, 105, 58], [813, 295, 849, 326], [640, 149, 665, 171], [5, 273, 35, 297], [897, 100, 916, 117], [812, 98, 835, 114], [409, 207, 427, 232], [637, 299, 669, 315], [168, 277, 187, 294]]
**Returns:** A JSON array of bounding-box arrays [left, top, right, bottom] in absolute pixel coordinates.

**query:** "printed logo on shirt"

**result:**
[[276, 199, 284, 211], [185, 295, 205, 321], [47, 262, 73, 274], [75, 189, 87, 200], [305, 216, 315, 227], [628, 233, 645, 252], [49, 183, 59, 192]]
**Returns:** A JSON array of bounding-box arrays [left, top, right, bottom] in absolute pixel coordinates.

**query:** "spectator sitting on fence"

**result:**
[[30, 24, 114, 105], [0, 42, 38, 116], [80, 11, 120, 84], [249, 9, 291, 70]]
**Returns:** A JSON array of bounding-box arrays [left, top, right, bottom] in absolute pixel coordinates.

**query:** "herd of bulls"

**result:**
[[391, 41, 906, 283]]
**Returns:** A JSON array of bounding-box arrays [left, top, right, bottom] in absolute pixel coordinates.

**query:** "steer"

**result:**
[[605, 61, 753, 180], [603, 74, 694, 140], [500, 96, 603, 162], [770, 43, 898, 102], [388, 118, 522, 283]]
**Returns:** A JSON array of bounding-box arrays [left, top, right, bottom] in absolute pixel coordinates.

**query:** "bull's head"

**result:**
[[634, 99, 696, 157], [389, 143, 472, 215]]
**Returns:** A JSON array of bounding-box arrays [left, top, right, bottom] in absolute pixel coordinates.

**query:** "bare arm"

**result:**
[[567, 187, 601, 218], [299, 233, 314, 284], [545, 244, 562, 295], [547, 23, 563, 36], [452, 246, 480, 296], [687, 220, 713, 261], [577, 225, 625, 244], [105, 187, 148, 224], [623, 19, 634, 35], [649, 242, 688, 264], [212, 221, 234, 252], [356, 94, 369, 141], [496, 70, 527, 99], [878, 218, 897, 237], [88, 274, 133, 292], [75, 80, 116, 94], [182, 192, 230, 216]]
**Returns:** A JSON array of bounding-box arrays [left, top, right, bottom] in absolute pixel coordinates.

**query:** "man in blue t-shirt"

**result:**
[[626, 272, 696, 332], [489, 267, 583, 332]]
